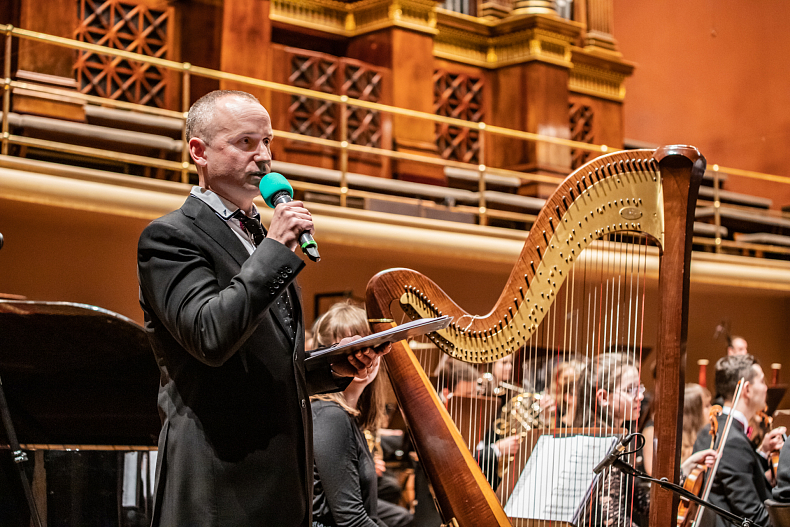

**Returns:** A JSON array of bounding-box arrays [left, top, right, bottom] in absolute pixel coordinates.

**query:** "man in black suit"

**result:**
[[693, 354, 786, 527], [138, 90, 382, 527]]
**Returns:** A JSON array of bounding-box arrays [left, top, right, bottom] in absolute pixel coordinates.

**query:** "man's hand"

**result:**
[[374, 457, 386, 477], [759, 427, 786, 457], [329, 336, 392, 378], [681, 448, 717, 477], [493, 435, 521, 457], [267, 200, 314, 251]]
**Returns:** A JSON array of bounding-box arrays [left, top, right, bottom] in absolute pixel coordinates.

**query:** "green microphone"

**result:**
[[259, 172, 320, 262]]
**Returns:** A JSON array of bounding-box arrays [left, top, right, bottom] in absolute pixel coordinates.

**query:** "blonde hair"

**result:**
[[682, 383, 711, 459], [310, 301, 387, 432]]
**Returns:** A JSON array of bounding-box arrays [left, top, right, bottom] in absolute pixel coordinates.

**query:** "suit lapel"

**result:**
[[181, 196, 299, 346], [182, 196, 249, 267]]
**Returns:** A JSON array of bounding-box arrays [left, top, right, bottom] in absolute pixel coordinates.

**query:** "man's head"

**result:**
[[187, 90, 273, 213], [714, 354, 767, 416], [727, 335, 748, 356]]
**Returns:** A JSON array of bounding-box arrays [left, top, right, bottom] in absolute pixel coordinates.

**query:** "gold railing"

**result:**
[[3, 24, 790, 255]]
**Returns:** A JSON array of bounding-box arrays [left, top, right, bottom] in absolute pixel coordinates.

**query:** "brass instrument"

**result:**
[[494, 391, 545, 436]]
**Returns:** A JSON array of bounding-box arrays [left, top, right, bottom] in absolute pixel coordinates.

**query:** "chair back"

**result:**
[[766, 499, 790, 527]]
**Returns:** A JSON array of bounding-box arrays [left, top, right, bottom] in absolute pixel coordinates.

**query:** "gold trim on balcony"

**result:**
[[269, 0, 438, 37], [434, 26, 572, 68], [432, 10, 578, 68], [568, 61, 627, 101]]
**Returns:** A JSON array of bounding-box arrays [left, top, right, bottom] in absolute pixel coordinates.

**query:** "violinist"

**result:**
[[692, 355, 786, 527]]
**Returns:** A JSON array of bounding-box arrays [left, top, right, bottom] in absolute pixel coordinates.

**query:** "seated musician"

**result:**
[[311, 302, 413, 527], [682, 383, 712, 460], [692, 354, 786, 527], [434, 355, 483, 401], [541, 359, 583, 428], [574, 352, 649, 527], [434, 355, 522, 491]]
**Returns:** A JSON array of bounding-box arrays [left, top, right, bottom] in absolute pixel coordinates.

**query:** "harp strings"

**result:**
[[398, 232, 652, 526]]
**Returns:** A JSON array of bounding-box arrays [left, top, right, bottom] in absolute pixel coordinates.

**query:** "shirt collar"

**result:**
[[190, 186, 259, 220], [721, 406, 749, 431]]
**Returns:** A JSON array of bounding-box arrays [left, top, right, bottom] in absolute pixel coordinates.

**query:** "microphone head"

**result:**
[[259, 172, 294, 209]]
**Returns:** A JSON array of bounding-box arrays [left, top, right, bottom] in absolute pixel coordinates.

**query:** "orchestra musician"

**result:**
[[682, 383, 712, 460], [692, 354, 786, 527], [137, 90, 385, 527], [727, 335, 749, 356], [574, 353, 649, 527]]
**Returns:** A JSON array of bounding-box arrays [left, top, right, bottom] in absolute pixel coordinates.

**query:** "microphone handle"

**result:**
[[272, 193, 320, 262]]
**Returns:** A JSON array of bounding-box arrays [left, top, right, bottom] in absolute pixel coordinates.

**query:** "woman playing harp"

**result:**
[[366, 146, 706, 527]]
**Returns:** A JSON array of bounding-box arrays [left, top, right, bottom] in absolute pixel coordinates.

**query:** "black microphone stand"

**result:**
[[610, 456, 760, 527], [0, 233, 44, 527]]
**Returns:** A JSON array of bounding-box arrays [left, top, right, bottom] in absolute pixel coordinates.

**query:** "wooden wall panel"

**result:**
[[220, 0, 273, 109], [173, 0, 222, 104], [17, 0, 77, 78], [614, 0, 790, 209], [489, 61, 572, 189], [350, 29, 442, 184]]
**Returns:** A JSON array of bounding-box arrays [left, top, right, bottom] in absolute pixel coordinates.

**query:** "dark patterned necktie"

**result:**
[[234, 210, 265, 246]]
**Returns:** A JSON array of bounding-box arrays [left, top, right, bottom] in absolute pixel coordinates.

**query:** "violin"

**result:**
[[677, 378, 746, 527], [754, 407, 786, 486], [677, 405, 721, 526]]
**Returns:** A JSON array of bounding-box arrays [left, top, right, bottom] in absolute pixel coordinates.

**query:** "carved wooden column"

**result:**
[[486, 15, 581, 192], [583, 0, 618, 52], [347, 0, 444, 183], [220, 0, 274, 109], [17, 0, 77, 78]]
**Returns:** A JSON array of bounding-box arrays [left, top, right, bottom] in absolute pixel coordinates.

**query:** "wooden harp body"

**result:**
[[366, 146, 705, 527]]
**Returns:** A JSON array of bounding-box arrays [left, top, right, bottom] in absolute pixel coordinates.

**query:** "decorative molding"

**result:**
[[270, 0, 438, 37], [568, 47, 635, 101], [433, 10, 580, 69]]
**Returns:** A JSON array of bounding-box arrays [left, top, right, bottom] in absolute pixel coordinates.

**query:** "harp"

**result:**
[[365, 146, 705, 527]]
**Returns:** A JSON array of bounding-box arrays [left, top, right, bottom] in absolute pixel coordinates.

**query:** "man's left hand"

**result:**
[[330, 336, 391, 378], [759, 427, 786, 456]]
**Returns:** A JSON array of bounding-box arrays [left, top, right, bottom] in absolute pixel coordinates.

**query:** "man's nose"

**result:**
[[254, 142, 272, 161]]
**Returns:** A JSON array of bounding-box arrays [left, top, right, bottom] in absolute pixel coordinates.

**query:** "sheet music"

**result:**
[[304, 315, 451, 370], [504, 434, 619, 524]]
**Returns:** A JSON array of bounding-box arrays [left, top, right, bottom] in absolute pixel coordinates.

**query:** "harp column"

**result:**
[[650, 146, 706, 527]]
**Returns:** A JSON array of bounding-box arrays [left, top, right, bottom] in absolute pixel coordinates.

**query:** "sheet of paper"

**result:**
[[503, 434, 619, 524]]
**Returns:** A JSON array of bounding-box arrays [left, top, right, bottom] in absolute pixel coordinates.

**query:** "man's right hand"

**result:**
[[759, 427, 786, 457], [267, 200, 314, 251]]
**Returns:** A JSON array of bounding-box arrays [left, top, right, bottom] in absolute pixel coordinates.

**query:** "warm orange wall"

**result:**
[[0, 198, 150, 324], [613, 0, 790, 208]]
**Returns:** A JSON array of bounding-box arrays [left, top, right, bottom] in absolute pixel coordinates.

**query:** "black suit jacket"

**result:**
[[693, 414, 773, 527], [775, 442, 790, 503], [138, 196, 344, 527]]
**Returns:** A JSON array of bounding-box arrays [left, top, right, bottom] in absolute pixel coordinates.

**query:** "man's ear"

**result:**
[[189, 137, 208, 168], [740, 380, 752, 403], [597, 388, 609, 407]]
